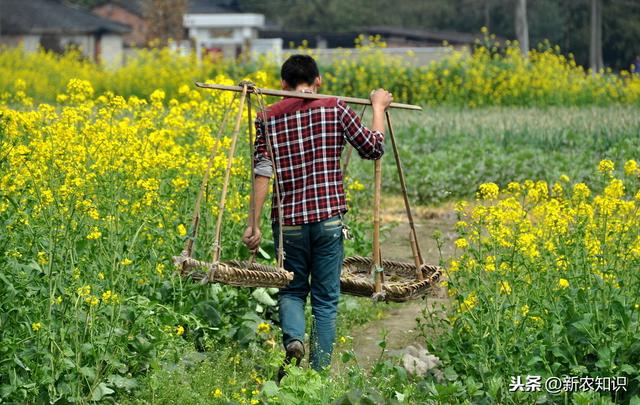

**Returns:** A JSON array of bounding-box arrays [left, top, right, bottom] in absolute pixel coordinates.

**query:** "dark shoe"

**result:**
[[277, 340, 304, 383]]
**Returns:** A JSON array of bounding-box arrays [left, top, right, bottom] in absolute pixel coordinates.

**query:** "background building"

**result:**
[[92, 0, 148, 49], [0, 0, 130, 67]]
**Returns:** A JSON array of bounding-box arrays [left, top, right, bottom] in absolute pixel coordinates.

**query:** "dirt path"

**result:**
[[340, 197, 457, 369]]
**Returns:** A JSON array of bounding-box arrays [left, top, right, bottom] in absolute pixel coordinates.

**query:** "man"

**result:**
[[242, 54, 392, 377]]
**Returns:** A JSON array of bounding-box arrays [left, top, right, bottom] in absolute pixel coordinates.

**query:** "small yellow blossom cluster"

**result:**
[[450, 162, 639, 327]]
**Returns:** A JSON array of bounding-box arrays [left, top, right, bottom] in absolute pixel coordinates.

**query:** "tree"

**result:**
[[514, 0, 529, 55], [141, 0, 188, 46], [590, 0, 603, 71]]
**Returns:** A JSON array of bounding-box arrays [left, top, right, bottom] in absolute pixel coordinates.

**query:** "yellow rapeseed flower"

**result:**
[[454, 238, 469, 249], [499, 280, 512, 295], [624, 160, 638, 176], [101, 290, 113, 302], [77, 285, 91, 297], [558, 278, 569, 289], [176, 325, 185, 336], [572, 183, 591, 200], [477, 182, 499, 200], [459, 292, 477, 312], [257, 322, 271, 333], [120, 258, 133, 266], [484, 256, 496, 272], [598, 159, 614, 174], [86, 227, 102, 240], [31, 322, 42, 332], [212, 388, 223, 398], [37, 251, 48, 266], [177, 224, 187, 237]]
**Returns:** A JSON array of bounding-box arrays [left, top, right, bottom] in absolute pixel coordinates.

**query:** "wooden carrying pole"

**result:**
[[385, 111, 424, 279], [212, 84, 249, 263], [197, 81, 426, 298], [195, 83, 422, 111], [372, 158, 383, 295]]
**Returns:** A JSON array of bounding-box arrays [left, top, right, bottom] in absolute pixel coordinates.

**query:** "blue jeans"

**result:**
[[273, 215, 344, 370]]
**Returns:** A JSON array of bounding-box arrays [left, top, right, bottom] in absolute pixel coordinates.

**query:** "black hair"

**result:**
[[280, 54, 320, 88]]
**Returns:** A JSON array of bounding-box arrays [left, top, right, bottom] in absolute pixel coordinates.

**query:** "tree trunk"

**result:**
[[514, 0, 529, 56], [484, 0, 491, 31], [590, 0, 603, 72], [142, 0, 188, 46]]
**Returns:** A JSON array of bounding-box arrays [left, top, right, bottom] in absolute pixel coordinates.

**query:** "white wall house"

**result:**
[[183, 6, 281, 62]]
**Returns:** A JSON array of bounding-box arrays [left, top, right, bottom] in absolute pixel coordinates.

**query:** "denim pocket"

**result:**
[[282, 225, 303, 244], [321, 217, 343, 239]]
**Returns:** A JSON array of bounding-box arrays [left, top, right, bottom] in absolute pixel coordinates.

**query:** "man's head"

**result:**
[[280, 54, 321, 91]]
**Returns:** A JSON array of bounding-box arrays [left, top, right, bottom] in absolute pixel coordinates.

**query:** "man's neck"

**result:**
[[294, 84, 316, 93]]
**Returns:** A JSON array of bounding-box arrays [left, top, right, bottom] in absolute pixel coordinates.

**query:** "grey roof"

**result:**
[[364, 26, 505, 45], [188, 0, 239, 13], [94, 0, 144, 17], [0, 0, 131, 35], [93, 0, 239, 17]]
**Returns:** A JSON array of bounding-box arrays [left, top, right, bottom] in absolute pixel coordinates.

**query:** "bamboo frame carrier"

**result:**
[[173, 81, 441, 301]]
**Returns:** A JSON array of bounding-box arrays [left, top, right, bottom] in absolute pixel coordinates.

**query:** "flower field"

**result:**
[[2, 36, 640, 107], [424, 164, 640, 403], [1, 39, 640, 403], [0, 74, 284, 402]]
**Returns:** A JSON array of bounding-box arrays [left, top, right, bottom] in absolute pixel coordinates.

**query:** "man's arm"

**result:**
[[370, 89, 392, 133], [243, 118, 272, 251], [243, 174, 269, 250], [340, 89, 393, 159]]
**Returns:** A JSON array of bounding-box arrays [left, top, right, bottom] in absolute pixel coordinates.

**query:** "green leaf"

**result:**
[[258, 246, 271, 259], [444, 366, 458, 381], [80, 366, 96, 381], [611, 298, 630, 326], [62, 358, 75, 370], [14, 356, 30, 371], [620, 364, 637, 374], [0, 384, 16, 398], [262, 380, 279, 397], [91, 382, 114, 401], [595, 347, 611, 369], [80, 343, 94, 354], [108, 374, 137, 391], [0, 273, 17, 295], [341, 351, 355, 364], [252, 288, 277, 307]]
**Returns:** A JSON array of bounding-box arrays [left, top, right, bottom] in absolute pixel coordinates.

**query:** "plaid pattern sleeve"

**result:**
[[253, 97, 384, 225], [337, 100, 385, 159], [253, 117, 273, 178]]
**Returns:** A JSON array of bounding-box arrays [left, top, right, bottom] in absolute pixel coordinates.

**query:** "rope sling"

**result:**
[[172, 81, 442, 302]]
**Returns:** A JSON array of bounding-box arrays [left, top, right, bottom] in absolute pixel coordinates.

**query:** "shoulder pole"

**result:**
[[195, 82, 422, 111]]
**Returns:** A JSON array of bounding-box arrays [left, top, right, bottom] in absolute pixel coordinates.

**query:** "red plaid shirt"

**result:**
[[254, 97, 384, 225]]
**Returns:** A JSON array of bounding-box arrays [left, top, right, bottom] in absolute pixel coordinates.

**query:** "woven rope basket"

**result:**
[[340, 256, 442, 302], [175, 254, 441, 301], [174, 256, 294, 288]]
